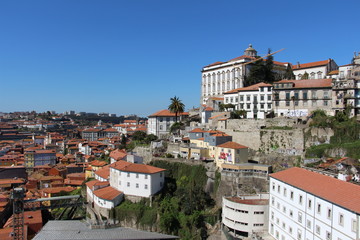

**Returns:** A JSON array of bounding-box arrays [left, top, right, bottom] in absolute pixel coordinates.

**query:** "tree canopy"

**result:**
[[168, 96, 185, 122]]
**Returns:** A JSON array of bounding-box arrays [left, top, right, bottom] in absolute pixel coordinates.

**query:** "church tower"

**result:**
[[244, 44, 257, 57]]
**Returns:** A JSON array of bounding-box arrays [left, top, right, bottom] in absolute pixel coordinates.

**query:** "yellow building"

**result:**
[[215, 141, 248, 168]]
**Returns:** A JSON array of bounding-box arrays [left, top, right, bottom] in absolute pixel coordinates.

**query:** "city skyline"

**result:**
[[1, 0, 359, 117]]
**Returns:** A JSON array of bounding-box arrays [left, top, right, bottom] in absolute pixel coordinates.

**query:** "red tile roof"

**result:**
[[93, 186, 123, 201], [224, 82, 272, 94], [148, 109, 189, 117], [292, 60, 330, 70], [189, 128, 206, 133], [270, 167, 360, 214], [275, 78, 332, 89], [90, 160, 107, 167], [109, 149, 127, 161], [209, 113, 227, 120], [328, 70, 339, 75], [110, 160, 165, 174], [209, 97, 224, 101], [41, 186, 75, 194], [217, 141, 248, 149], [94, 165, 110, 180], [85, 180, 109, 189]]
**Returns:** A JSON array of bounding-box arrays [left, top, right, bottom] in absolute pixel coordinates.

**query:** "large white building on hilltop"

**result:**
[[201, 45, 288, 105], [269, 167, 360, 240]]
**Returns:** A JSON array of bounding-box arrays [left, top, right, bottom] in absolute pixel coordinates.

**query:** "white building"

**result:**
[[269, 167, 360, 240], [86, 180, 123, 209], [201, 44, 288, 104], [109, 160, 166, 198], [224, 82, 273, 119], [222, 194, 269, 239], [292, 59, 338, 80], [147, 109, 188, 138]]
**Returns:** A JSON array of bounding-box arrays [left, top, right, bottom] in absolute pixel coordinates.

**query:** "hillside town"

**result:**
[[1, 45, 360, 240]]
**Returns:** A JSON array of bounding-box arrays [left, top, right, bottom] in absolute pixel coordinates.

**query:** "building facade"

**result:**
[[147, 109, 188, 138], [292, 59, 338, 80], [269, 167, 360, 240], [224, 82, 273, 119]]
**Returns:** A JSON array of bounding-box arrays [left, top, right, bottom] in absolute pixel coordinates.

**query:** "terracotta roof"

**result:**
[[197, 137, 204, 141], [211, 133, 230, 137], [226, 197, 269, 205], [82, 128, 102, 132], [109, 149, 127, 161], [292, 60, 330, 70], [85, 179, 109, 189], [209, 113, 226, 120], [94, 165, 110, 179], [270, 167, 360, 214], [41, 186, 75, 194], [328, 70, 339, 75], [204, 61, 224, 68], [209, 97, 224, 101], [103, 128, 118, 132], [275, 78, 332, 89], [189, 128, 206, 133], [90, 160, 107, 167], [148, 109, 189, 117], [93, 186, 123, 201], [110, 160, 165, 174], [224, 82, 272, 94], [217, 141, 248, 149]]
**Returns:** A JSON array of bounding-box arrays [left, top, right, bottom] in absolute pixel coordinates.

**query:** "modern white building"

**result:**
[[224, 82, 273, 119], [109, 160, 166, 198], [147, 109, 188, 138], [222, 194, 269, 238], [292, 59, 338, 80], [269, 167, 360, 240]]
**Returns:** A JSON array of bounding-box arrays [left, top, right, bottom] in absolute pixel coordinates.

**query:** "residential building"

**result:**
[[224, 82, 273, 119], [147, 109, 188, 138], [24, 149, 56, 169], [109, 160, 166, 198], [292, 59, 338, 80], [86, 180, 123, 210], [269, 167, 360, 240], [215, 141, 248, 168], [223, 194, 269, 238], [272, 78, 333, 117]]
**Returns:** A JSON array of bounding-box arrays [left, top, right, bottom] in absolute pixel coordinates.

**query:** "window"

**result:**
[[268, 103, 271, 109], [145, 184, 148, 189], [352, 219, 357, 232], [277, 202, 280, 209], [286, 101, 290, 106], [119, 180, 121, 185], [307, 220, 311, 229], [271, 211, 274, 220], [290, 191, 294, 200], [271, 197, 275, 205], [283, 188, 287, 197], [324, 100, 328, 106], [136, 173, 139, 178], [294, 92, 299, 100], [127, 172, 130, 177], [282, 222, 286, 229], [276, 218, 279, 224], [159, 117, 163, 122], [240, 96, 244, 101], [160, 172, 163, 177], [317, 204, 321, 214], [277, 185, 280, 193], [303, 91, 308, 100], [136, 183, 139, 188], [297, 230, 302, 240], [339, 213, 344, 226], [327, 208, 331, 219], [326, 231, 331, 240], [289, 210, 293, 217], [282, 206, 286, 213], [316, 225, 320, 234], [127, 182, 130, 187], [298, 212, 302, 223], [299, 195, 303, 204], [145, 175, 148, 179], [268, 95, 272, 100], [324, 90, 329, 99], [261, 95, 264, 101], [260, 104, 264, 109], [247, 95, 250, 101], [286, 92, 290, 100], [247, 104, 250, 109], [289, 227, 292, 235], [308, 199, 312, 209]]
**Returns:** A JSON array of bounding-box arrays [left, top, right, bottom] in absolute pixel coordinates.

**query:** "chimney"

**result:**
[[297, 62, 300, 68]]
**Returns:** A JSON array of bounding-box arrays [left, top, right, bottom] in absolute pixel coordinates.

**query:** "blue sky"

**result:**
[[0, 0, 359, 117]]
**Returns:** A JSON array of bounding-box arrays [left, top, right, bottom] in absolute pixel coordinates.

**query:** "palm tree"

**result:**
[[168, 96, 185, 123]]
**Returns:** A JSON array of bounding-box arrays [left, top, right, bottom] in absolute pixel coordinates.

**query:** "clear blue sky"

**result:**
[[1, 0, 359, 117]]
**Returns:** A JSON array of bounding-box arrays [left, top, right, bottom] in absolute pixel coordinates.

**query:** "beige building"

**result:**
[[292, 59, 338, 80], [215, 141, 248, 168], [272, 78, 333, 117]]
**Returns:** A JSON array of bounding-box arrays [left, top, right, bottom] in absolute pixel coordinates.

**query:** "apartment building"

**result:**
[[272, 78, 333, 117], [147, 109, 188, 138], [269, 167, 360, 240], [224, 82, 273, 119]]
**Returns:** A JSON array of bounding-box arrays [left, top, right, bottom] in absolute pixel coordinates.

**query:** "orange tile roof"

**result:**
[[109, 149, 127, 161], [41, 186, 75, 194], [90, 160, 107, 167], [292, 60, 329, 70], [94, 165, 110, 179], [217, 141, 248, 149], [209, 97, 224, 101], [209, 113, 226, 120], [85, 179, 109, 189], [224, 82, 272, 94], [110, 160, 165, 174], [197, 137, 204, 140], [270, 167, 360, 214], [204, 61, 224, 68], [148, 109, 189, 117], [93, 186, 123, 201], [328, 70, 339, 75], [275, 78, 332, 89], [211, 133, 230, 137], [189, 128, 206, 133]]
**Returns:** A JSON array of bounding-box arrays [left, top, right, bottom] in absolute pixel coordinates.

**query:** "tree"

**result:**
[[284, 64, 295, 79], [264, 48, 275, 84], [168, 96, 185, 123], [301, 71, 309, 80], [244, 57, 265, 86]]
